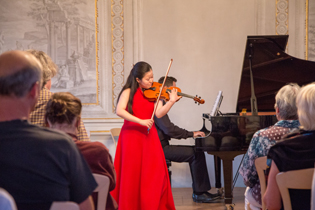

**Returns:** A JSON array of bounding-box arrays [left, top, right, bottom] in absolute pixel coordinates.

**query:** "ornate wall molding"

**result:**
[[306, 0, 309, 59], [94, 0, 100, 105], [111, 0, 124, 112], [276, 0, 289, 35], [132, 0, 143, 62]]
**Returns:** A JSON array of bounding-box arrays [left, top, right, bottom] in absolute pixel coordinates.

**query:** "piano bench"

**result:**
[[166, 159, 172, 186]]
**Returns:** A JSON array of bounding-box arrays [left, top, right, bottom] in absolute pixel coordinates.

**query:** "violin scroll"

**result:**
[[194, 95, 205, 105]]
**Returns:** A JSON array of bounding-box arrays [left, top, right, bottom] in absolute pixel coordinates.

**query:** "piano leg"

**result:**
[[214, 155, 221, 189], [207, 151, 246, 205], [222, 157, 233, 204]]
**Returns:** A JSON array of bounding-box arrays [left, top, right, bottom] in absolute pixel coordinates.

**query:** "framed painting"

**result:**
[[0, 0, 99, 105], [307, 0, 315, 61]]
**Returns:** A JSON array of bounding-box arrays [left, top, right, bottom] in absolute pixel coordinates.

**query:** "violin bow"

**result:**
[[148, 59, 173, 133]]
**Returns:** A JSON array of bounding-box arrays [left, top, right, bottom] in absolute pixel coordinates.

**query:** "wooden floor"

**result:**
[[172, 187, 246, 210]]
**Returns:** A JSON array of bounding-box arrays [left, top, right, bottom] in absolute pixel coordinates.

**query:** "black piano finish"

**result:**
[[196, 114, 277, 151], [195, 114, 277, 205], [237, 35, 315, 112]]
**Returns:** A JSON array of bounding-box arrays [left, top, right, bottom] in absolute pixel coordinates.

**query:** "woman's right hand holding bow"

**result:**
[[139, 119, 154, 129]]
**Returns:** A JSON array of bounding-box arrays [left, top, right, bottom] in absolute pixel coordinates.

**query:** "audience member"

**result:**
[[239, 83, 300, 210], [27, 49, 90, 141], [263, 83, 315, 210], [0, 50, 97, 210], [45, 92, 118, 210]]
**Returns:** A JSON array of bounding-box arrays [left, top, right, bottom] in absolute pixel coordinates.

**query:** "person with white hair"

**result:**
[[264, 82, 315, 210], [239, 83, 301, 210]]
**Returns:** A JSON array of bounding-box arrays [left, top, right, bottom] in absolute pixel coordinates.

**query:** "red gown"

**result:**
[[111, 88, 176, 210]]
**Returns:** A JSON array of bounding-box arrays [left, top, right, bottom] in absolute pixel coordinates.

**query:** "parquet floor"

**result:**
[[172, 187, 246, 210]]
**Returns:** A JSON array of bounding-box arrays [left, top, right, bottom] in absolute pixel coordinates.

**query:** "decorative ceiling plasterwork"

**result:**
[[276, 0, 289, 35], [111, 0, 124, 112]]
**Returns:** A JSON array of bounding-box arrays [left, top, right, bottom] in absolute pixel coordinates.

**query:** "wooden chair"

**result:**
[[254, 156, 268, 210], [50, 201, 79, 210], [311, 167, 315, 210], [110, 128, 121, 148], [276, 168, 314, 210], [93, 173, 110, 210], [0, 188, 17, 210]]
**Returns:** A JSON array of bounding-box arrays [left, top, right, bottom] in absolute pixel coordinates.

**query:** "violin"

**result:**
[[143, 82, 205, 105]]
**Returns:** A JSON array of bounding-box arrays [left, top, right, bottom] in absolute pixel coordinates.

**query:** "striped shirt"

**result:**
[[30, 87, 90, 141]]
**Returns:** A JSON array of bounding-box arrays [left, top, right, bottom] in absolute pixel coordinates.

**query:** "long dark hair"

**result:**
[[117, 61, 152, 114]]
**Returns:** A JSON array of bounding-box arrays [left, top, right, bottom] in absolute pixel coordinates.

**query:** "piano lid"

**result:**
[[236, 35, 315, 113]]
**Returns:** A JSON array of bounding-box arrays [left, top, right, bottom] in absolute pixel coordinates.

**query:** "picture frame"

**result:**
[[0, 0, 124, 118], [0, 0, 99, 105], [307, 0, 315, 61]]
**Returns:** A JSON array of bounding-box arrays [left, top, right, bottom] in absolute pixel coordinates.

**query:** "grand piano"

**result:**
[[195, 35, 315, 209]]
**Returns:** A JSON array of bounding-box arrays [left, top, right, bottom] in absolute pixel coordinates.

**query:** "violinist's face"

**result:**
[[137, 69, 153, 89]]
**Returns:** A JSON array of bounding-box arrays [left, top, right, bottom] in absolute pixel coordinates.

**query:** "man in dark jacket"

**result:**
[[154, 76, 220, 203]]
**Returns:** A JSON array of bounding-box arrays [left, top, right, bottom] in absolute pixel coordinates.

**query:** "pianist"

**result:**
[[239, 83, 300, 210], [154, 76, 220, 203]]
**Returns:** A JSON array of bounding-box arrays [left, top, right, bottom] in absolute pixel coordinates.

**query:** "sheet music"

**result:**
[[210, 91, 223, 116]]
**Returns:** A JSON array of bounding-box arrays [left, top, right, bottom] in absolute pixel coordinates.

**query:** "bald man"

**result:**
[[0, 51, 97, 210]]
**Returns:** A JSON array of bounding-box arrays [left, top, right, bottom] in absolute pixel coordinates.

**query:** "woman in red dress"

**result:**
[[111, 62, 180, 210]]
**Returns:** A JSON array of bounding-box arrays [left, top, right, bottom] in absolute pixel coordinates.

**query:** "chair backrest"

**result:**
[[0, 188, 17, 210], [276, 168, 314, 210], [50, 201, 79, 210], [110, 128, 121, 148], [93, 173, 110, 210], [254, 156, 268, 210]]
